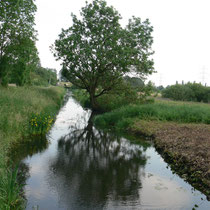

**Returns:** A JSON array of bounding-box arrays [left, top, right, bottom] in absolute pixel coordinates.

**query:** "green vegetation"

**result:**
[[0, 0, 39, 86], [0, 1, 57, 87], [0, 86, 65, 209], [31, 67, 57, 87], [0, 165, 23, 210], [162, 82, 210, 103], [0, 1, 61, 208], [0, 86, 65, 143], [72, 80, 154, 112], [124, 76, 144, 90], [94, 101, 210, 131], [53, 0, 154, 110], [28, 113, 54, 135]]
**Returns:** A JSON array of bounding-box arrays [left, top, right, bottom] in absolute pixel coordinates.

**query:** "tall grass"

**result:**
[[0, 86, 65, 141], [94, 102, 210, 130], [0, 164, 24, 210], [0, 86, 65, 209]]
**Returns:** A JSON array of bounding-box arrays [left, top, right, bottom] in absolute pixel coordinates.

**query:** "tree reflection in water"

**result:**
[[47, 112, 150, 209]]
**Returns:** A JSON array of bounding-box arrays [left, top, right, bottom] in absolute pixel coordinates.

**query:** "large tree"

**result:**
[[0, 0, 39, 86], [54, 0, 154, 110]]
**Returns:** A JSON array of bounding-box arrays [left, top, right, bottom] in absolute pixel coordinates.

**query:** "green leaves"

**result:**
[[54, 0, 154, 110], [0, 0, 39, 86]]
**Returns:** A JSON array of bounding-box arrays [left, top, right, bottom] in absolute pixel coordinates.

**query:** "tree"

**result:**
[[124, 76, 144, 90], [0, 0, 38, 86], [31, 67, 58, 86], [54, 0, 154, 110]]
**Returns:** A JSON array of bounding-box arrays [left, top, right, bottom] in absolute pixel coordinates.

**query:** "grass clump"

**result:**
[[0, 164, 24, 210], [94, 102, 210, 130]]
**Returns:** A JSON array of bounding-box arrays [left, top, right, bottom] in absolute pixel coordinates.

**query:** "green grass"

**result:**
[[0, 86, 65, 209], [94, 101, 210, 131], [0, 164, 23, 210]]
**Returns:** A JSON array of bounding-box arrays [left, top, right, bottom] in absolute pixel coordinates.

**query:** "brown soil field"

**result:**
[[130, 120, 210, 198]]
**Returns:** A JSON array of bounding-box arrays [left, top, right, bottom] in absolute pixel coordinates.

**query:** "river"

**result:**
[[16, 94, 210, 209]]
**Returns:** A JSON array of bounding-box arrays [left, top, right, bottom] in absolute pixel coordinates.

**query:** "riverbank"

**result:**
[[0, 86, 66, 209], [130, 120, 210, 197], [94, 101, 210, 198]]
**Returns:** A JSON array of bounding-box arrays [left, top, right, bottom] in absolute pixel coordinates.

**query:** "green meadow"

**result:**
[[94, 100, 210, 131]]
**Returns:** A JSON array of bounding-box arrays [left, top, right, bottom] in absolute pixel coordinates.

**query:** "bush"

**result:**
[[162, 83, 210, 103]]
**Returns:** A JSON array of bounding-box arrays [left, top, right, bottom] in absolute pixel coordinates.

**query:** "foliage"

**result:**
[[162, 83, 210, 103], [31, 67, 57, 86], [124, 76, 144, 90], [156, 85, 164, 92], [53, 0, 154, 110], [0, 0, 39, 86], [94, 101, 210, 131], [73, 80, 154, 112], [72, 88, 91, 108]]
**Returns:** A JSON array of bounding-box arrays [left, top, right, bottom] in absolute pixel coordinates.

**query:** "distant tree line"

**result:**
[[162, 82, 210, 103], [0, 0, 57, 87]]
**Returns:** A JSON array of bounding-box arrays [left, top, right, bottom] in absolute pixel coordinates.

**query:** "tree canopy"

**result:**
[[54, 0, 154, 110], [0, 0, 39, 86]]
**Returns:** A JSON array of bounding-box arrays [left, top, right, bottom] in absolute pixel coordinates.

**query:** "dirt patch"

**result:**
[[129, 120, 210, 197]]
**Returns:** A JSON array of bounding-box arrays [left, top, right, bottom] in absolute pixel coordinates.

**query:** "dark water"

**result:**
[[17, 95, 209, 210]]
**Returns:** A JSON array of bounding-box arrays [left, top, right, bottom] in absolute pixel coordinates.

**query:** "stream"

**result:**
[[16, 94, 210, 209]]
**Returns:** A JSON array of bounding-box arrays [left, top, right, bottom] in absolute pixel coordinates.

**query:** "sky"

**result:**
[[35, 0, 210, 86]]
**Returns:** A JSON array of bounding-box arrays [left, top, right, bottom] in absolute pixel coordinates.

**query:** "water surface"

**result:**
[[18, 95, 210, 209]]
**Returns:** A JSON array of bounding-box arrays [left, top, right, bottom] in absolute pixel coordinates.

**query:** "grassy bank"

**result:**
[[94, 100, 210, 197], [0, 86, 65, 209], [94, 101, 210, 130]]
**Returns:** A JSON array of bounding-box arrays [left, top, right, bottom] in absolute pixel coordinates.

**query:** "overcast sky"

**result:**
[[35, 0, 210, 86]]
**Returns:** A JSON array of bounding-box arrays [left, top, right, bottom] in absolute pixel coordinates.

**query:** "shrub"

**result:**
[[162, 83, 210, 103]]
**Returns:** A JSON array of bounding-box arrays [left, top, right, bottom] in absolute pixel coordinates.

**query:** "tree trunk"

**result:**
[[89, 91, 99, 111]]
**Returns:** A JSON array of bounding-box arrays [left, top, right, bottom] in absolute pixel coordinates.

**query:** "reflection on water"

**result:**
[[48, 112, 148, 209], [15, 96, 209, 210], [9, 135, 49, 163]]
